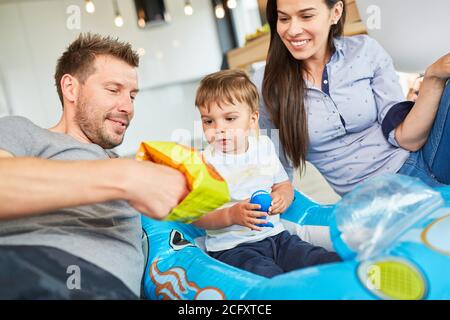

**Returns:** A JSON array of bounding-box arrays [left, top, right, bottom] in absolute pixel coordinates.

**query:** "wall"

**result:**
[[356, 0, 450, 73], [0, 0, 222, 155]]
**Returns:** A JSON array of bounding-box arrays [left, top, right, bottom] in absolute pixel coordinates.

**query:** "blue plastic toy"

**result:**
[[250, 190, 274, 228], [141, 174, 450, 300]]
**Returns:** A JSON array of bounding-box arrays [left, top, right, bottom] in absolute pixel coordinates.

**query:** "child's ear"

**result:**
[[250, 111, 259, 128]]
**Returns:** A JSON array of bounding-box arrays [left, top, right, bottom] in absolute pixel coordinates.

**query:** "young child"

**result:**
[[193, 69, 340, 278]]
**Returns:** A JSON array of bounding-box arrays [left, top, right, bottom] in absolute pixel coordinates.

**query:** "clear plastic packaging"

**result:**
[[335, 174, 443, 260]]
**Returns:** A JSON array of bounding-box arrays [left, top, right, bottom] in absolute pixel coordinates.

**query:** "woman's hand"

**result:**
[[269, 181, 294, 215], [229, 200, 267, 231], [269, 192, 290, 215], [395, 53, 449, 152], [424, 53, 450, 83]]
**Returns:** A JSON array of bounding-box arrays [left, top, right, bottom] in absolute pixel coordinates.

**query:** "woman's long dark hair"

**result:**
[[262, 0, 346, 174]]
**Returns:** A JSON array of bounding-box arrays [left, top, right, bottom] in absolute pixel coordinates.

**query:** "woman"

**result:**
[[253, 0, 450, 195]]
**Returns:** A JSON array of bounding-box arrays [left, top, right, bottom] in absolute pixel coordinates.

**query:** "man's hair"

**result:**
[[195, 69, 259, 113], [54, 33, 139, 106]]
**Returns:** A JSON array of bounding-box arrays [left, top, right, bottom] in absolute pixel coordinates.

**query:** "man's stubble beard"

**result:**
[[74, 98, 124, 150]]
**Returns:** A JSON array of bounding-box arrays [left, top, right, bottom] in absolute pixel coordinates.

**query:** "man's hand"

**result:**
[[0, 157, 188, 220], [121, 160, 189, 219], [229, 200, 267, 231]]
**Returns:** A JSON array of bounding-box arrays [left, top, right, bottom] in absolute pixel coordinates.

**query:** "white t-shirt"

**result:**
[[202, 135, 289, 252]]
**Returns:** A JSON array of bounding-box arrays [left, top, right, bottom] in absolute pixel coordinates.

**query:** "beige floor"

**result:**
[[292, 162, 341, 205]]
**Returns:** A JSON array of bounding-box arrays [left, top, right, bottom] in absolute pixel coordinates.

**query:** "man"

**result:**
[[0, 33, 188, 299]]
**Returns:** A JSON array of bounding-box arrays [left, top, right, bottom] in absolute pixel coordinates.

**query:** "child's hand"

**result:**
[[269, 192, 290, 215], [229, 200, 268, 231], [406, 75, 422, 102]]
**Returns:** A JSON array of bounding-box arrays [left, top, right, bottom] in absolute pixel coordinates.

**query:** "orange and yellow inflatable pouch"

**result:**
[[136, 141, 230, 223]]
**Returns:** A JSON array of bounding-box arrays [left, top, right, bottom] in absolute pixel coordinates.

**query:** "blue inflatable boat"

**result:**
[[141, 174, 450, 300]]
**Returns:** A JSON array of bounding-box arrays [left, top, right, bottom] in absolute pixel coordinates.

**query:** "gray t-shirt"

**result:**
[[0, 116, 144, 296]]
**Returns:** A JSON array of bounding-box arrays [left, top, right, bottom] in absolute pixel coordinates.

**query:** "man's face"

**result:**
[[74, 55, 139, 149]]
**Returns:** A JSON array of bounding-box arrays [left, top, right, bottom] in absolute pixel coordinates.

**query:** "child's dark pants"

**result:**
[[209, 230, 341, 278]]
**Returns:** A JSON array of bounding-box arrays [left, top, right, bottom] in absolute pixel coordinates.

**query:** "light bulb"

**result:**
[[215, 4, 225, 19], [138, 18, 146, 28], [227, 0, 236, 9], [114, 15, 124, 27], [184, 4, 194, 16], [85, 0, 95, 13]]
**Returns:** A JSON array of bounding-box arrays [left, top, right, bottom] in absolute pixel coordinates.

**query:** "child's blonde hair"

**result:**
[[195, 69, 259, 113]]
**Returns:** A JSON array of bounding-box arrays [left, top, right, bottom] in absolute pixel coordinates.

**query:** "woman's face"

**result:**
[[276, 0, 343, 61]]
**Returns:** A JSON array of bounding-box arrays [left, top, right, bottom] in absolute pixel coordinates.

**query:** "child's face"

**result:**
[[199, 101, 259, 154]]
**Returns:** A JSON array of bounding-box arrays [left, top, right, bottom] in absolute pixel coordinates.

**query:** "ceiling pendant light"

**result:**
[[115, 14, 124, 27], [85, 0, 95, 13], [113, 0, 124, 27], [184, 0, 194, 16], [227, 0, 236, 9], [138, 17, 146, 28], [215, 2, 225, 19], [137, 9, 146, 28]]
